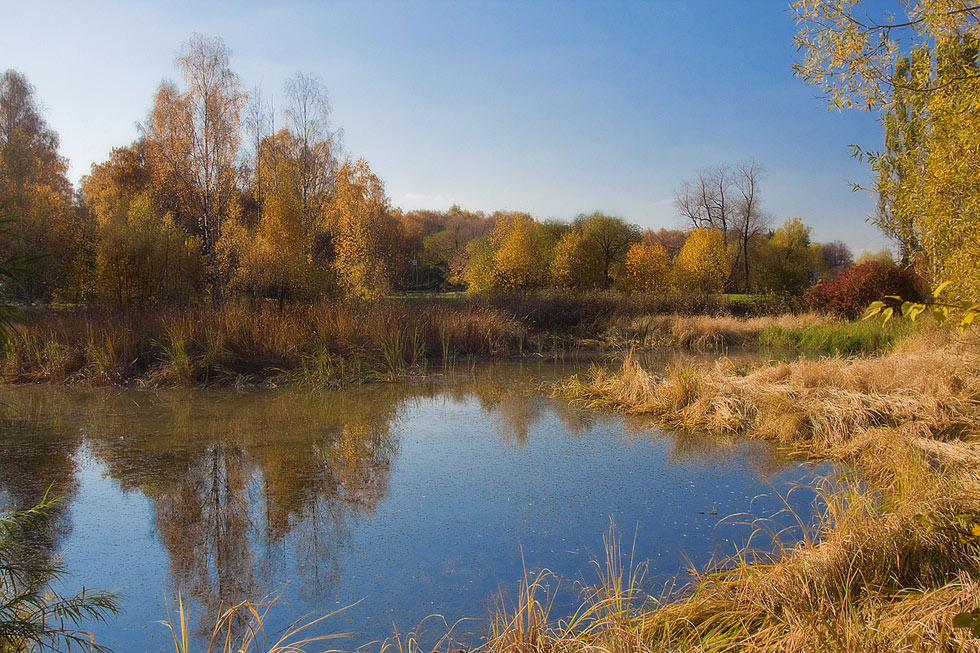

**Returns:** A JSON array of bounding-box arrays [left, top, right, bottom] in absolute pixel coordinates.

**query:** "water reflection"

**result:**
[[0, 357, 824, 649]]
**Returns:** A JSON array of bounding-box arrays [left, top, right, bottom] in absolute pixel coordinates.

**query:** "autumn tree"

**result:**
[[793, 0, 980, 298], [758, 217, 821, 296], [284, 73, 341, 231], [572, 212, 641, 288], [421, 205, 492, 288], [329, 159, 397, 300], [674, 163, 767, 291], [464, 213, 549, 294], [673, 228, 730, 299], [81, 142, 202, 303], [0, 70, 79, 301], [643, 228, 687, 257], [145, 34, 246, 306], [493, 213, 549, 293], [549, 228, 605, 291], [228, 130, 322, 305], [618, 242, 671, 295]]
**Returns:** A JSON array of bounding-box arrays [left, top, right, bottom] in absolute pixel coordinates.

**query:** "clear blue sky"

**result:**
[[3, 0, 891, 252]]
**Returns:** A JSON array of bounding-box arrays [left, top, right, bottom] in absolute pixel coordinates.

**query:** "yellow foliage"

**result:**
[[232, 168, 320, 302], [550, 229, 605, 291], [793, 0, 980, 299], [330, 159, 397, 300], [492, 214, 547, 292], [618, 243, 671, 294], [673, 228, 729, 298], [464, 214, 548, 294]]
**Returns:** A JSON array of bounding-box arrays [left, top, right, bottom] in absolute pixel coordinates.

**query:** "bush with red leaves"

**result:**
[[804, 261, 922, 319]]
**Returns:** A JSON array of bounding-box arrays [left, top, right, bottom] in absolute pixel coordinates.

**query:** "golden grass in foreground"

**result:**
[[551, 331, 980, 651]]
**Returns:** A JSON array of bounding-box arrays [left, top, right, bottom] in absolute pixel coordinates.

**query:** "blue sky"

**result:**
[[3, 0, 891, 252]]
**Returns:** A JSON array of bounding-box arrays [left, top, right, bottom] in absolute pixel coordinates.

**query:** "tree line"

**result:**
[[1, 33, 860, 307]]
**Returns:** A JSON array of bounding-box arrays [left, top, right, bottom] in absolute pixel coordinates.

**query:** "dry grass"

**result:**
[[560, 331, 980, 457], [552, 330, 980, 651], [0, 300, 841, 387], [0, 301, 529, 386], [161, 592, 353, 653]]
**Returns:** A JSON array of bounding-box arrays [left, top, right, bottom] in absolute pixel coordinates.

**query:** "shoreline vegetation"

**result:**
[[0, 295, 914, 388], [551, 329, 980, 651]]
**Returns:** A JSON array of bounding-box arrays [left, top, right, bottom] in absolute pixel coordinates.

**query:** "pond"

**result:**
[[0, 358, 835, 651]]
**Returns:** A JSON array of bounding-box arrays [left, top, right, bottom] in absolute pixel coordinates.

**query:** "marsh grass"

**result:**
[[0, 302, 529, 386], [608, 314, 828, 350], [0, 295, 837, 387], [607, 312, 917, 353], [161, 592, 352, 653], [476, 524, 651, 653], [554, 331, 980, 651]]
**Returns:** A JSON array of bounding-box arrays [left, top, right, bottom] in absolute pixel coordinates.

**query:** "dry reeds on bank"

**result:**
[[606, 313, 827, 350], [0, 301, 529, 386], [554, 330, 980, 651]]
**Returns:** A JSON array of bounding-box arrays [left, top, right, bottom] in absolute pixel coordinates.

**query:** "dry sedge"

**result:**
[[553, 330, 980, 651]]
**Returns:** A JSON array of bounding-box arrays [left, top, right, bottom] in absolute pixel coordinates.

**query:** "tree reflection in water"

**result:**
[[68, 387, 404, 633], [0, 356, 790, 639]]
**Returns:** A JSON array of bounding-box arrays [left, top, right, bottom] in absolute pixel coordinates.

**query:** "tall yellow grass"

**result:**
[[0, 302, 528, 386], [553, 330, 980, 651]]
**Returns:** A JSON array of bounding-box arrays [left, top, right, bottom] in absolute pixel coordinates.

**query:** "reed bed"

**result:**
[[0, 294, 821, 387], [0, 301, 529, 386], [551, 330, 980, 651], [606, 313, 825, 350]]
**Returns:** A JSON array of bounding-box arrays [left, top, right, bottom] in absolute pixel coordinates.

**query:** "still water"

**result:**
[[0, 359, 833, 651]]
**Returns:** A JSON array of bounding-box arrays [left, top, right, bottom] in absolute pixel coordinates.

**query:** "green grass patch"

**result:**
[[756, 318, 913, 354]]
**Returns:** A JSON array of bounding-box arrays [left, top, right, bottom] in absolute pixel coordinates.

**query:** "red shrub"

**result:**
[[804, 261, 922, 319]]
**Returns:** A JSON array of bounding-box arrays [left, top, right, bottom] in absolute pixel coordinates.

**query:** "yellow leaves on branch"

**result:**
[[794, 1, 980, 301], [863, 279, 980, 331], [331, 159, 397, 301], [672, 228, 730, 298], [618, 243, 671, 295], [791, 0, 980, 110]]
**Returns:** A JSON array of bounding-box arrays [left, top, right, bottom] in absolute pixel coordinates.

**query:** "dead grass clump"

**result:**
[[559, 331, 980, 457], [639, 451, 980, 652]]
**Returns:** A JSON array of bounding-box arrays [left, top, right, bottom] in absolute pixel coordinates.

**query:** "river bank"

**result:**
[[553, 329, 980, 651], [0, 298, 908, 388]]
